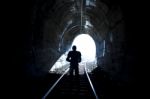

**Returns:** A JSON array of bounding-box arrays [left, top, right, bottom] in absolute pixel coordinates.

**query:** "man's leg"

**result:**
[[75, 66, 79, 76], [69, 66, 73, 76]]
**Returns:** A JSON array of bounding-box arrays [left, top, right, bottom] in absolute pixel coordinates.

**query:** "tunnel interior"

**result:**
[[50, 34, 97, 74], [8, 0, 144, 98], [22, 0, 125, 79]]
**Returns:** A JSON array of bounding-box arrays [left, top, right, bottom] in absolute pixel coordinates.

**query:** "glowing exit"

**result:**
[[49, 34, 97, 74], [72, 34, 96, 62]]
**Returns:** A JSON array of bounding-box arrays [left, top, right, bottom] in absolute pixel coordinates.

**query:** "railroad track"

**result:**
[[42, 65, 99, 99]]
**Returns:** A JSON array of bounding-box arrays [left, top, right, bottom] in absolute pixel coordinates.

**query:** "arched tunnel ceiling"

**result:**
[[33, 0, 113, 38], [40, 0, 119, 50], [49, 0, 110, 38]]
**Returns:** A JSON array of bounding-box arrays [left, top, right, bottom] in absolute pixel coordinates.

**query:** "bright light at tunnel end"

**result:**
[[50, 34, 97, 74], [72, 34, 96, 62]]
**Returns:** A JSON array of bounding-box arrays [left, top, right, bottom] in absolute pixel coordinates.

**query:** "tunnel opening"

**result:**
[[49, 34, 97, 74]]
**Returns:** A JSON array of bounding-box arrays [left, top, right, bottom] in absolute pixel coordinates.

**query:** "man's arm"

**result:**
[[66, 52, 71, 62]]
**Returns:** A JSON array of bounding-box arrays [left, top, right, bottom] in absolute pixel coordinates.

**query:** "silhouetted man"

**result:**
[[66, 45, 81, 76]]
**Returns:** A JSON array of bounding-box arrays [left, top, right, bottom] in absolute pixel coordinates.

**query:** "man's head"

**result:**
[[72, 45, 76, 51]]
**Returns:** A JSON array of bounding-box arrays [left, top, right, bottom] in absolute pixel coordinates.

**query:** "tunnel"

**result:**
[[22, 0, 125, 78], [8, 0, 143, 99]]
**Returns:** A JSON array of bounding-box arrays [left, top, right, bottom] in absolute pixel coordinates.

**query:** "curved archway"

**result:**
[[71, 34, 96, 62], [49, 34, 97, 74]]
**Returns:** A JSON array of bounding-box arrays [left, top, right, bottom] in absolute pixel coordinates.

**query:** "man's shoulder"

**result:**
[[77, 51, 81, 53], [69, 51, 73, 53], [68, 51, 73, 54], [70, 51, 80, 54], [77, 51, 81, 54]]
